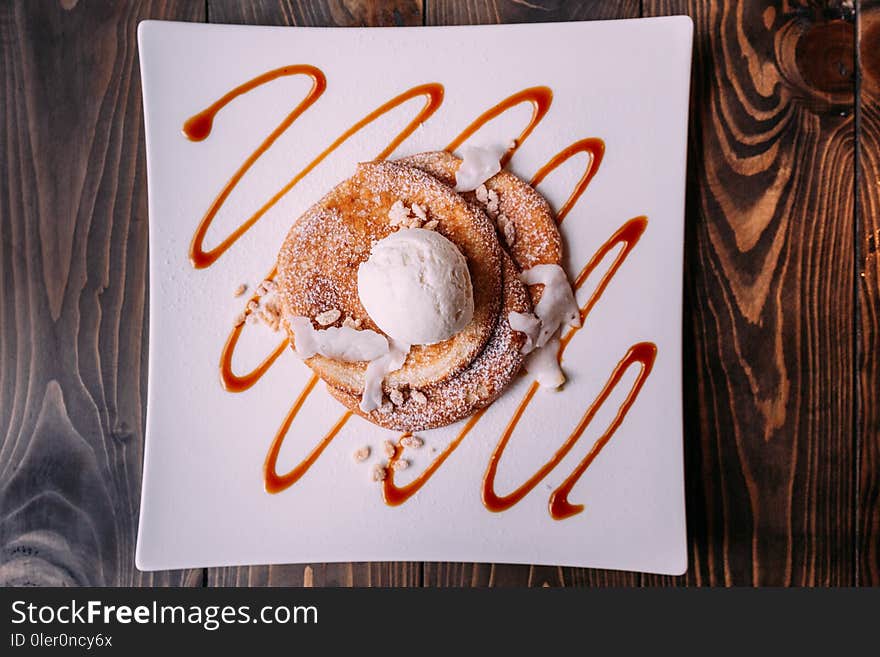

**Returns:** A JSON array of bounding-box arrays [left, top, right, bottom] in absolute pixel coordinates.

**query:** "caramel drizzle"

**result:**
[[482, 218, 649, 519], [530, 138, 605, 224], [188, 66, 656, 516], [184, 65, 443, 269], [383, 409, 487, 507], [221, 329, 287, 393], [263, 374, 353, 494], [219, 266, 285, 392], [385, 218, 650, 514], [547, 344, 656, 519], [185, 65, 326, 269], [481, 342, 655, 519], [445, 86, 553, 165]]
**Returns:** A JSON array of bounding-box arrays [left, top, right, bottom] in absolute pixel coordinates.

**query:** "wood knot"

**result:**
[[111, 421, 134, 443], [777, 16, 855, 111], [862, 11, 880, 95], [0, 532, 85, 586], [795, 21, 854, 96]]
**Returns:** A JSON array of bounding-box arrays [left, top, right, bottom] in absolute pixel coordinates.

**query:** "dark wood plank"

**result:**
[[0, 0, 204, 586], [428, 0, 639, 25], [204, 0, 424, 588], [210, 562, 420, 587], [641, 0, 857, 585], [2, 0, 866, 591], [424, 0, 641, 588], [423, 562, 642, 587], [209, 0, 422, 26], [858, 0, 880, 586]]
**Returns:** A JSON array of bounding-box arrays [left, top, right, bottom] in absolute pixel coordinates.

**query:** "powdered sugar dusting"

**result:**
[[330, 254, 532, 431], [399, 151, 561, 271], [277, 152, 574, 432], [276, 160, 503, 397]]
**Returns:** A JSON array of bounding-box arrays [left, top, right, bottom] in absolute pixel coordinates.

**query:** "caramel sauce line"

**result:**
[[530, 138, 605, 224], [185, 65, 327, 269], [186, 68, 443, 269], [192, 67, 657, 517], [548, 344, 656, 519], [183, 66, 324, 142], [384, 218, 650, 514], [445, 87, 553, 166], [565, 216, 648, 344], [484, 344, 656, 519], [219, 266, 284, 392], [481, 217, 650, 519], [382, 409, 488, 506], [264, 374, 353, 494], [221, 334, 287, 393]]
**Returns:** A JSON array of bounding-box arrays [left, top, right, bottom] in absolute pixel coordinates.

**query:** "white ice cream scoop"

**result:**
[[357, 228, 474, 345]]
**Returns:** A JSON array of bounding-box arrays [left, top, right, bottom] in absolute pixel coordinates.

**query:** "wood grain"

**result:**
[[203, 0, 425, 588], [423, 562, 642, 587], [209, 562, 420, 587], [0, 0, 204, 586], [858, 0, 880, 586], [642, 0, 857, 586], [427, 0, 640, 24], [2, 0, 873, 588], [208, 0, 423, 26]]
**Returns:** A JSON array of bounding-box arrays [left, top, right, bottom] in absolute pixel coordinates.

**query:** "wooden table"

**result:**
[[1, 0, 877, 587]]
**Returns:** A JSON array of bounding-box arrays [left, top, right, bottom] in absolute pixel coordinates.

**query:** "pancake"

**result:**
[[398, 151, 562, 271], [276, 160, 502, 394], [328, 252, 531, 431]]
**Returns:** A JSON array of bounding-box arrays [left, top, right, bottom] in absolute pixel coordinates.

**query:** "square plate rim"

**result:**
[[135, 16, 694, 576]]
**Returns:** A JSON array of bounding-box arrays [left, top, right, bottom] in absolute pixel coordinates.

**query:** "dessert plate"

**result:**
[[136, 17, 693, 574]]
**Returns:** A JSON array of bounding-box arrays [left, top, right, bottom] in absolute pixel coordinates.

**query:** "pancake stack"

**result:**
[[276, 151, 565, 431]]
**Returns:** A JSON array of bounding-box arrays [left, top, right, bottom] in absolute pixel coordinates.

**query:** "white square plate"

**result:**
[[136, 17, 692, 575]]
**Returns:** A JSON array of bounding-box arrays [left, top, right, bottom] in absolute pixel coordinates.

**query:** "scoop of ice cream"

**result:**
[[357, 228, 474, 345]]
